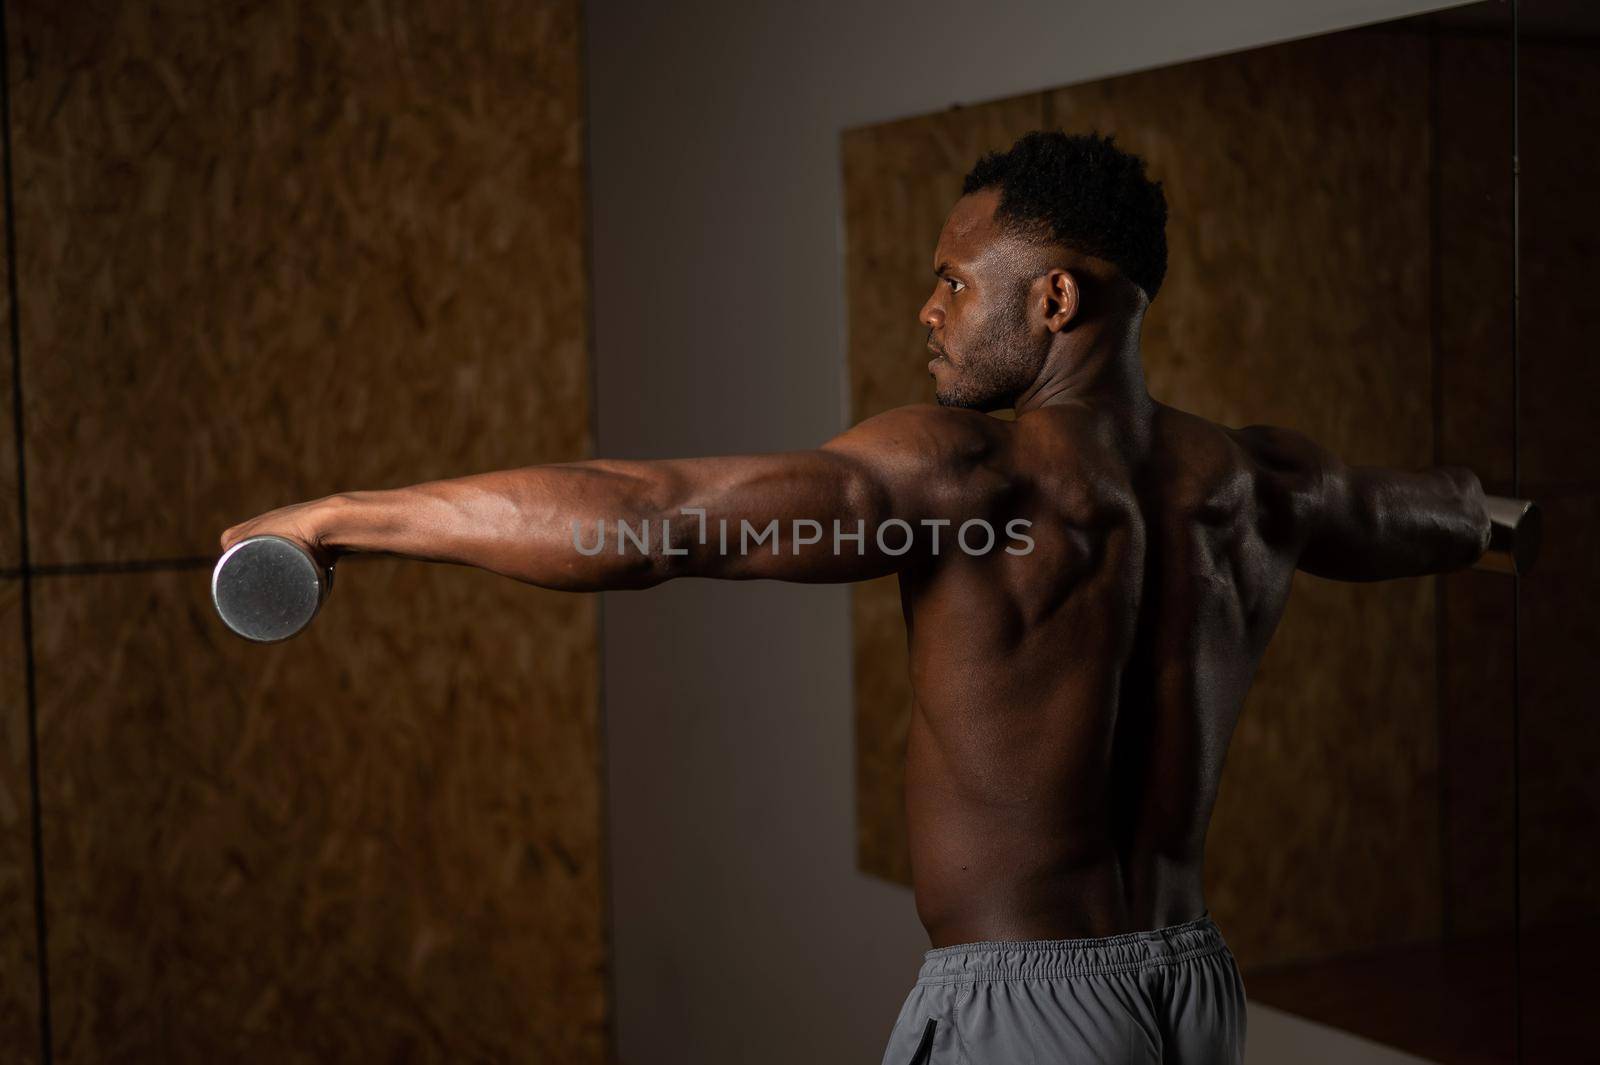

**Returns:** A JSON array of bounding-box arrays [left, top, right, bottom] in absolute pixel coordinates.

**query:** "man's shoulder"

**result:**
[[1223, 422, 1328, 495], [1207, 418, 1330, 537], [1147, 403, 1319, 478], [827, 403, 1006, 468], [1137, 406, 1327, 526]]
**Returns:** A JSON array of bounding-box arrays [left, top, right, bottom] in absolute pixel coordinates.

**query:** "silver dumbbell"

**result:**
[[1472, 495, 1541, 576], [212, 534, 335, 642]]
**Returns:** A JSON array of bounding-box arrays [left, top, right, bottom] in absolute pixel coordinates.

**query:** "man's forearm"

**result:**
[[1367, 463, 1492, 576], [318, 462, 677, 591], [1301, 463, 1492, 580]]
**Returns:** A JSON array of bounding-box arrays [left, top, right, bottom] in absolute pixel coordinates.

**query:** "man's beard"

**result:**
[[934, 297, 1038, 411]]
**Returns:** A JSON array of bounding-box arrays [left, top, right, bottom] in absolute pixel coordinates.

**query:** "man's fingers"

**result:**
[[217, 497, 339, 566]]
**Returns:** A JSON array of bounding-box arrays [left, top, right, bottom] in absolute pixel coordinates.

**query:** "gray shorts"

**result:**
[[879, 913, 1247, 1064]]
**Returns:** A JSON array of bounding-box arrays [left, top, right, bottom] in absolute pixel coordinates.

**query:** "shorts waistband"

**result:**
[[916, 912, 1228, 985]]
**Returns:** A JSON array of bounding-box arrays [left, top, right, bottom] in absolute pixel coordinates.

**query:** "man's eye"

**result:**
[[945, 278, 965, 293]]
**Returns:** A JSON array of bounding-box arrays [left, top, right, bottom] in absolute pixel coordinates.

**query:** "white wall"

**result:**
[[1248, 1005, 1440, 1065], [583, 2, 1471, 1061]]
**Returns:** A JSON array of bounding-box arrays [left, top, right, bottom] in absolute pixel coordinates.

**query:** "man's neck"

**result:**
[[1012, 322, 1153, 424]]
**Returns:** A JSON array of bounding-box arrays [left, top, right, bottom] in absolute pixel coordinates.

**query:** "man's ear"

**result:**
[[1041, 268, 1080, 333]]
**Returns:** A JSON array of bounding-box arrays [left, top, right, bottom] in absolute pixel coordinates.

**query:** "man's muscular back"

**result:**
[[895, 398, 1486, 948], [253, 381, 1492, 951]]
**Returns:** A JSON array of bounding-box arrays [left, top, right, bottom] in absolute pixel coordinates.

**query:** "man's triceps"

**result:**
[[608, 406, 1001, 584], [571, 448, 910, 584]]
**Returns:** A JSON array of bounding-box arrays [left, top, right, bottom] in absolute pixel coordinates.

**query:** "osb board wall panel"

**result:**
[[6, 0, 591, 566], [1434, 32, 1517, 942], [0, 185, 17, 573], [840, 94, 1046, 892], [0, 580, 41, 1061], [1518, 41, 1600, 495], [1435, 37, 1515, 490], [35, 564, 603, 1062], [1519, 491, 1600, 925], [844, 28, 1440, 968], [1434, 31, 1600, 950], [3, 0, 604, 1059], [1515, 38, 1600, 931]]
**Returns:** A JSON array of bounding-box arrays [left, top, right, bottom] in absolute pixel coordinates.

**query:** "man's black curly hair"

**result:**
[[961, 130, 1168, 302]]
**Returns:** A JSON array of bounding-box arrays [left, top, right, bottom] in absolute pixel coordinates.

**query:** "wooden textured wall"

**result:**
[[0, 175, 11, 570], [2, 172, 37, 1057], [1434, 31, 1517, 946], [2, 588, 39, 1059], [0, 1, 604, 1061], [1516, 34, 1600, 933], [844, 26, 1446, 969]]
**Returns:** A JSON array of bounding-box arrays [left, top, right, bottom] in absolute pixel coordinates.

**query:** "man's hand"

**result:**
[[219, 495, 345, 572]]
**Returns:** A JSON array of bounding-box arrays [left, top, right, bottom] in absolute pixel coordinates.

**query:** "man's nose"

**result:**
[[919, 296, 943, 329]]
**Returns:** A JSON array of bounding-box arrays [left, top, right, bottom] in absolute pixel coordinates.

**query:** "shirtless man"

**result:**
[[220, 131, 1528, 1063]]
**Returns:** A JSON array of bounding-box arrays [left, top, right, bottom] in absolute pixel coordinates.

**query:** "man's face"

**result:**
[[918, 189, 1045, 411]]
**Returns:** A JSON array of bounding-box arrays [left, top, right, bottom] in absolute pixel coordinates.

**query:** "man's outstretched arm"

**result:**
[[1235, 424, 1512, 581], [218, 404, 1006, 591]]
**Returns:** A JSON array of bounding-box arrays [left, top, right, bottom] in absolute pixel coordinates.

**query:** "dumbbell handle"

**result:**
[[1472, 495, 1540, 576]]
